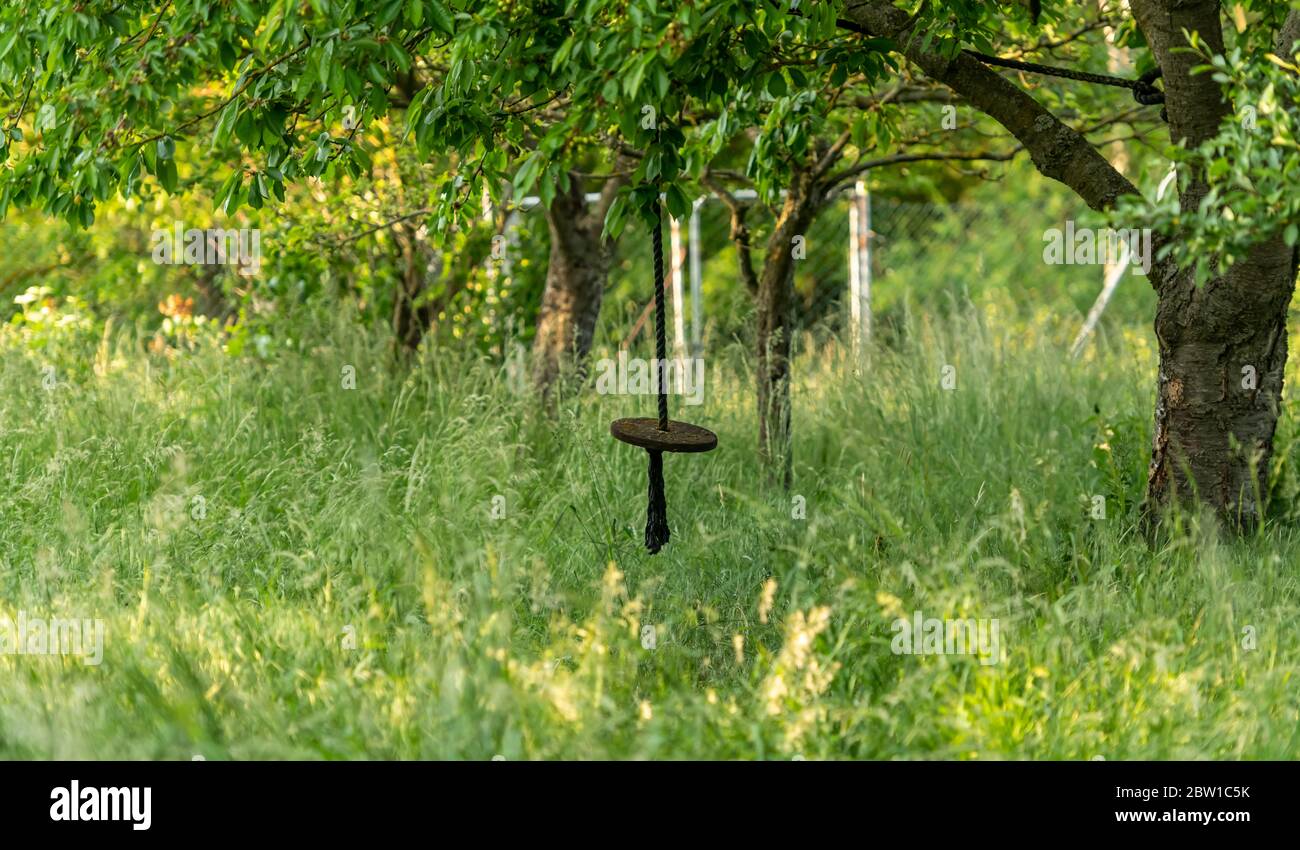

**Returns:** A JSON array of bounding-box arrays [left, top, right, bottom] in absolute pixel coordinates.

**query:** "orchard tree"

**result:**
[[694, 37, 1011, 488], [830, 0, 1300, 528]]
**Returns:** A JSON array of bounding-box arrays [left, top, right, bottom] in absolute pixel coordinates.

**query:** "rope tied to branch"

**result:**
[[963, 49, 1166, 119]]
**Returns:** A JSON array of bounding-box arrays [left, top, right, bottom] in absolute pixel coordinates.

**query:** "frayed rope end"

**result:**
[[644, 449, 670, 554]]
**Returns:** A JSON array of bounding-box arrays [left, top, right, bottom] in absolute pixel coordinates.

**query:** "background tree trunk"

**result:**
[[755, 171, 822, 489], [531, 170, 626, 401], [391, 219, 437, 354]]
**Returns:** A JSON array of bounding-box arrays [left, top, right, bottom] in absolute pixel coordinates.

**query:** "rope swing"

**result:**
[[610, 188, 717, 554]]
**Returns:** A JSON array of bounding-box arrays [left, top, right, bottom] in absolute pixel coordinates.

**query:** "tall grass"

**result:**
[[1, 299, 1298, 760]]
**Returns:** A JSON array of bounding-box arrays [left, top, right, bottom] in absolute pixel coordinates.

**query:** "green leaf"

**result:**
[[665, 184, 690, 220], [221, 175, 245, 215], [427, 0, 454, 36], [602, 190, 629, 240], [34, 103, 56, 133], [625, 54, 652, 98], [214, 170, 241, 211], [212, 102, 239, 148], [0, 30, 18, 61], [157, 157, 178, 193], [247, 176, 264, 208], [121, 156, 141, 197], [512, 152, 543, 197], [318, 40, 335, 88]]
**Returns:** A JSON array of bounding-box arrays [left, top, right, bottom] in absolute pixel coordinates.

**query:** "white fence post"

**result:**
[[1069, 166, 1172, 359], [1069, 239, 1131, 359], [670, 215, 687, 389], [848, 180, 872, 355], [689, 198, 704, 357]]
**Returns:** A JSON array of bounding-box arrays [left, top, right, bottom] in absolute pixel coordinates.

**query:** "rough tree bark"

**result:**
[[1131, 0, 1300, 527], [1145, 244, 1296, 527], [530, 169, 627, 400], [845, 0, 1300, 529]]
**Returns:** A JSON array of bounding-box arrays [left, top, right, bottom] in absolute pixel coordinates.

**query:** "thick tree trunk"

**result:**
[[1144, 242, 1298, 528], [1134, 0, 1300, 528], [391, 220, 437, 354], [755, 171, 822, 489], [531, 191, 610, 393], [531, 170, 626, 400]]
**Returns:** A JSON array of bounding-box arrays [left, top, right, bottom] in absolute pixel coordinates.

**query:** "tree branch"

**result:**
[[701, 170, 759, 296], [824, 149, 1020, 193], [839, 1, 1141, 213]]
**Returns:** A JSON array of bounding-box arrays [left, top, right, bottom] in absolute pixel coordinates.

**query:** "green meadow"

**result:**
[[3, 283, 1297, 759]]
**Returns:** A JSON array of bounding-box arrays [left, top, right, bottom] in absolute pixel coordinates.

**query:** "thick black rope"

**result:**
[[652, 199, 669, 432], [644, 194, 670, 554], [963, 49, 1166, 115]]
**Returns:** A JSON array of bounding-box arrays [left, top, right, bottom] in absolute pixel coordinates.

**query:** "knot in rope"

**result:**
[[1130, 67, 1165, 106]]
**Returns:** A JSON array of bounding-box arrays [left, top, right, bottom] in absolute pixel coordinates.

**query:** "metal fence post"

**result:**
[[848, 180, 872, 354], [670, 214, 687, 389], [689, 197, 704, 357]]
